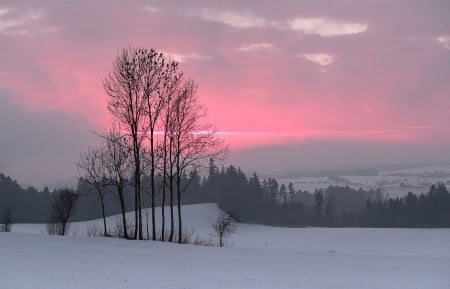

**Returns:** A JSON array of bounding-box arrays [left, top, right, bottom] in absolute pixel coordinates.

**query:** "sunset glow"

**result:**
[[1, 0, 450, 184]]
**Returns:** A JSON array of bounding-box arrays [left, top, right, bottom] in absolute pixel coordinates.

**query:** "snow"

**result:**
[[1, 203, 450, 289]]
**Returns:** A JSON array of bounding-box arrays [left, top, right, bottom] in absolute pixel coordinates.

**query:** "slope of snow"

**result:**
[[2, 203, 450, 289], [11, 203, 220, 236]]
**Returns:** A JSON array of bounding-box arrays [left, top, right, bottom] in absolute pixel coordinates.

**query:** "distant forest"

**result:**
[[1, 160, 450, 227]]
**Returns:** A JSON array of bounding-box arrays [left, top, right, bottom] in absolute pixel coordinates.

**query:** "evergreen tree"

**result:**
[[324, 196, 336, 226], [279, 184, 288, 204], [288, 182, 296, 202], [313, 190, 324, 226]]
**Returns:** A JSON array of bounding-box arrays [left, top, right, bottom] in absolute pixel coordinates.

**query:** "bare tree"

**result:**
[[77, 147, 109, 236], [104, 47, 184, 240], [167, 133, 177, 242], [144, 53, 181, 241], [104, 47, 150, 240], [171, 79, 228, 243], [0, 207, 15, 232], [158, 67, 184, 242], [210, 213, 237, 247], [102, 127, 133, 239], [48, 188, 79, 236]]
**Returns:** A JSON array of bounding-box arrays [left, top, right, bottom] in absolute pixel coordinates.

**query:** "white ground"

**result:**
[[1, 203, 449, 289]]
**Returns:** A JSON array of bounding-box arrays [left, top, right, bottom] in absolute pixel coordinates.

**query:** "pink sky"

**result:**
[[1, 0, 450, 184]]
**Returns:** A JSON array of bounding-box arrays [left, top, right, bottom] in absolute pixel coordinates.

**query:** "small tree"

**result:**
[[0, 208, 14, 232], [48, 188, 79, 236], [102, 127, 133, 239], [77, 147, 109, 236], [211, 213, 237, 247]]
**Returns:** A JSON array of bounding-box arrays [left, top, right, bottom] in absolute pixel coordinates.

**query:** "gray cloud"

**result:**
[[0, 91, 98, 185], [229, 140, 450, 175]]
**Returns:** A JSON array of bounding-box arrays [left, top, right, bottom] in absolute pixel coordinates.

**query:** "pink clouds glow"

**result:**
[[1, 0, 450, 154]]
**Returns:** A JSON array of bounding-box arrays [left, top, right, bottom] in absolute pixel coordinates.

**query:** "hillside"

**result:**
[[2, 203, 449, 289]]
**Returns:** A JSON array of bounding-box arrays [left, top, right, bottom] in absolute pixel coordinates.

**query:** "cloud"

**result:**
[[0, 7, 58, 35], [229, 140, 450, 175], [289, 18, 368, 37], [167, 52, 210, 63], [437, 35, 450, 50], [237, 43, 275, 52], [183, 8, 267, 28], [142, 6, 162, 14], [300, 53, 335, 66], [181, 8, 370, 40], [0, 8, 42, 33], [406, 125, 431, 129], [363, 104, 374, 112], [0, 91, 98, 185], [0, 7, 9, 17]]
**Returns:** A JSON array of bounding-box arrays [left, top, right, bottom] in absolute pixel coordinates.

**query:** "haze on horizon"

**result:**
[[0, 0, 449, 185]]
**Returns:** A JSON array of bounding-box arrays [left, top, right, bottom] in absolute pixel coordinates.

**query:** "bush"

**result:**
[[47, 222, 67, 235], [0, 208, 14, 232], [111, 217, 135, 239], [210, 213, 237, 247], [48, 188, 78, 236], [172, 227, 214, 246], [86, 224, 100, 237]]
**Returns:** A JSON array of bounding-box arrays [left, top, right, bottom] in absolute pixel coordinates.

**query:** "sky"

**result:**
[[0, 0, 450, 185]]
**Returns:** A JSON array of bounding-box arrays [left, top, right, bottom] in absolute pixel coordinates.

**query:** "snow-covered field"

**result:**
[[2, 203, 449, 289]]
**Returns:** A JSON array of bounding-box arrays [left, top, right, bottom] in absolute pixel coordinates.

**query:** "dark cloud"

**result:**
[[0, 91, 98, 185], [229, 139, 450, 175]]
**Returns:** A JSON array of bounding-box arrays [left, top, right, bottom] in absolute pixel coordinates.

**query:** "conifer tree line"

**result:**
[[2, 164, 450, 229], [190, 162, 450, 228], [78, 47, 226, 241]]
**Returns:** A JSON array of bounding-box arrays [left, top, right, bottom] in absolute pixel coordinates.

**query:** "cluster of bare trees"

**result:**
[[77, 127, 132, 238], [78, 47, 226, 242]]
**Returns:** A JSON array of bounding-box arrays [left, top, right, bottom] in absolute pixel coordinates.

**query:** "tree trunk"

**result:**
[[117, 186, 128, 239], [176, 137, 182, 243], [161, 162, 166, 241], [137, 175, 143, 240], [146, 209, 149, 239], [168, 139, 175, 242], [160, 128, 169, 241], [99, 193, 108, 237], [134, 187, 138, 239], [150, 132, 156, 241], [169, 175, 174, 242], [133, 137, 141, 240], [177, 171, 182, 243]]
